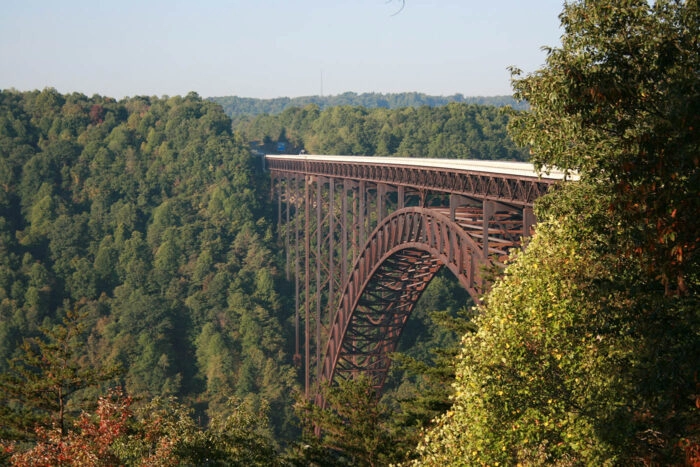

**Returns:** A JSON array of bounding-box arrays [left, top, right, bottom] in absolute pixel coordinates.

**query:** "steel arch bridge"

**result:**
[[267, 155, 571, 401]]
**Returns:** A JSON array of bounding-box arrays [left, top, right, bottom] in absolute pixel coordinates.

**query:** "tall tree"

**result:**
[[508, 0, 699, 296], [0, 305, 120, 440], [415, 193, 699, 464], [416, 1, 699, 464], [294, 376, 400, 467]]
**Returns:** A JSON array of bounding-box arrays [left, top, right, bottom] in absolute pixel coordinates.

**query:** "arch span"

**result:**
[[318, 207, 491, 395]]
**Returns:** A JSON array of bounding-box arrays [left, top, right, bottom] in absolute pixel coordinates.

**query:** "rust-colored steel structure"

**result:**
[[267, 155, 566, 401]]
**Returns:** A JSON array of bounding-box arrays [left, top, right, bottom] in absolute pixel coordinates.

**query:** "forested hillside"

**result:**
[[234, 103, 528, 160], [0, 89, 300, 456], [0, 88, 474, 465], [209, 92, 526, 118]]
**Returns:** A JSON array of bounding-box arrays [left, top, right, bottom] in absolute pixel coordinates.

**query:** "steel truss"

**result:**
[[269, 158, 557, 402]]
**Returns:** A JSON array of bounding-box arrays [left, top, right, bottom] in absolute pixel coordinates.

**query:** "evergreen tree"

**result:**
[[0, 305, 120, 441], [294, 376, 401, 467]]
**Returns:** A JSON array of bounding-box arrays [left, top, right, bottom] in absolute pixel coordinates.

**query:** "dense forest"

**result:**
[[0, 89, 301, 463], [0, 88, 472, 465], [209, 92, 527, 118], [234, 102, 529, 161]]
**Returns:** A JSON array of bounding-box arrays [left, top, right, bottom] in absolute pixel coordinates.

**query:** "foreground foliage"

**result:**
[[416, 198, 699, 464], [509, 0, 699, 295], [417, 0, 699, 464], [4, 389, 278, 466]]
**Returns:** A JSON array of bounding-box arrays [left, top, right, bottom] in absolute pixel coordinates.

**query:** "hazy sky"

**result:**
[[0, 0, 565, 99]]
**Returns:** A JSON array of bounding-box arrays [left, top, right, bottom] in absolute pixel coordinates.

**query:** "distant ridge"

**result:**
[[208, 92, 526, 118]]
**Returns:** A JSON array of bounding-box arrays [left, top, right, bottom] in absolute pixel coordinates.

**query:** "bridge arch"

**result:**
[[267, 155, 563, 401], [318, 207, 492, 396]]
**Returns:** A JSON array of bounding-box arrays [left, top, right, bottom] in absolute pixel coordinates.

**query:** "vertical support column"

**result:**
[[341, 179, 348, 289], [523, 206, 536, 243], [316, 177, 323, 384], [351, 182, 360, 271], [449, 193, 458, 222], [304, 175, 311, 398], [276, 175, 282, 241], [294, 176, 301, 369], [483, 200, 495, 259], [359, 180, 366, 249], [398, 185, 405, 210], [284, 178, 291, 281], [377, 183, 387, 222], [328, 177, 335, 324]]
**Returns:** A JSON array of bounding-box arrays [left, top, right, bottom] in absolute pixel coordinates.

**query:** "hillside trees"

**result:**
[[509, 0, 699, 295], [0, 89, 298, 451], [417, 0, 699, 464], [235, 102, 529, 161], [211, 92, 527, 118]]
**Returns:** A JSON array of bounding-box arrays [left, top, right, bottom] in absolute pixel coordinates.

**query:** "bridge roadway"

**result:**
[[267, 154, 573, 180], [266, 154, 571, 402]]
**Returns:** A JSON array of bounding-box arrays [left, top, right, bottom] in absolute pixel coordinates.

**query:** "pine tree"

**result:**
[[0, 305, 121, 440]]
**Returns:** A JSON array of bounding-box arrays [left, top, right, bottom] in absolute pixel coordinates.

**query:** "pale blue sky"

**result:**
[[0, 0, 565, 99]]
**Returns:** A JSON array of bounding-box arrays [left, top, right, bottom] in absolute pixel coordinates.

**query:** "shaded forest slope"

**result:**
[[0, 89, 298, 440]]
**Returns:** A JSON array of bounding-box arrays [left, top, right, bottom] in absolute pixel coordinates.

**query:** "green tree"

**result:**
[[198, 397, 280, 467], [113, 394, 279, 467], [195, 322, 237, 411], [416, 0, 700, 464], [509, 0, 699, 296], [415, 202, 698, 465], [296, 376, 402, 467], [0, 305, 120, 440]]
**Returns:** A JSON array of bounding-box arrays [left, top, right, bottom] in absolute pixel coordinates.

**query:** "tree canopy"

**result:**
[[509, 0, 699, 295], [0, 89, 298, 454], [416, 0, 699, 464], [236, 102, 529, 161], [210, 92, 526, 118]]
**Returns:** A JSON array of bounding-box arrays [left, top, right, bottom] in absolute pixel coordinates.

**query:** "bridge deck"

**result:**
[[267, 154, 577, 181]]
